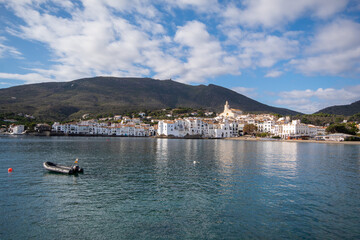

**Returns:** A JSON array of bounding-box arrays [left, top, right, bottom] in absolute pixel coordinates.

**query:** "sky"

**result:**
[[0, 0, 359, 114]]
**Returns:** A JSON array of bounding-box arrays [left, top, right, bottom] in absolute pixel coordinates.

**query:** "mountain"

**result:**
[[0, 77, 300, 120], [315, 100, 360, 116]]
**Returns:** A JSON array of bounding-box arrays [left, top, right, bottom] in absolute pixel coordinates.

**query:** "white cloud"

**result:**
[[238, 33, 299, 68], [0, 1, 240, 84], [275, 98, 322, 113], [173, 21, 240, 83], [275, 85, 360, 113], [104, 0, 160, 18], [280, 86, 360, 101], [220, 27, 300, 69], [292, 19, 360, 75], [1, 1, 171, 82], [0, 0, 357, 93], [0, 73, 53, 83], [164, 0, 221, 13], [232, 86, 258, 98], [291, 48, 360, 75], [307, 19, 360, 54], [223, 0, 348, 28], [265, 70, 283, 78], [0, 37, 22, 58]]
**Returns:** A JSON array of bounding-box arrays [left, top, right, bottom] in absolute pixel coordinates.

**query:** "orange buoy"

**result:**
[[8, 168, 13, 173]]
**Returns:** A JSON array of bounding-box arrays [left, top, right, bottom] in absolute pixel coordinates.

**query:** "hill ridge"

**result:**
[[0, 77, 300, 120], [316, 100, 360, 116]]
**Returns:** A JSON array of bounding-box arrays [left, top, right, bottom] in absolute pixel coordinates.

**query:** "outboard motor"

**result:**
[[72, 165, 80, 172]]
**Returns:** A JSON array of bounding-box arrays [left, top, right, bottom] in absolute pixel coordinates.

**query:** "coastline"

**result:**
[[2, 133, 359, 144], [225, 137, 360, 145]]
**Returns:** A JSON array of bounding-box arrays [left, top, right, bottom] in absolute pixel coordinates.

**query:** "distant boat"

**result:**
[[43, 161, 84, 174]]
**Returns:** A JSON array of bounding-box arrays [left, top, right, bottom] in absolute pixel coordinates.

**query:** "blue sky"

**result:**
[[0, 0, 359, 113]]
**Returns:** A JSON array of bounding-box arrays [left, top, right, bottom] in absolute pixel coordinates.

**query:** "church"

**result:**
[[219, 101, 243, 119]]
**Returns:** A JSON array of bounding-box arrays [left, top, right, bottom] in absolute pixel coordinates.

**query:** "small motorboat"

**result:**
[[43, 161, 84, 174]]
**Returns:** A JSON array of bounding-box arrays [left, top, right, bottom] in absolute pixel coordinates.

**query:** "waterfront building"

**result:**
[[156, 106, 331, 140], [256, 120, 275, 133], [52, 120, 155, 137], [132, 118, 141, 124], [121, 116, 132, 123], [278, 120, 310, 138], [316, 133, 354, 141], [50, 103, 331, 140], [9, 125, 25, 134], [219, 101, 243, 119], [157, 117, 236, 138]]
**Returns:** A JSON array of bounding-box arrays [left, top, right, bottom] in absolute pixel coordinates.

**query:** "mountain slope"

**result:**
[[315, 100, 360, 116], [0, 77, 300, 120]]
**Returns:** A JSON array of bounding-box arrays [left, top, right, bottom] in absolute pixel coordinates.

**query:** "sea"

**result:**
[[1, 136, 360, 239]]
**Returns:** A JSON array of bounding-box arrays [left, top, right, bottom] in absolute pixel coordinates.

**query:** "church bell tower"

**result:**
[[224, 101, 230, 111]]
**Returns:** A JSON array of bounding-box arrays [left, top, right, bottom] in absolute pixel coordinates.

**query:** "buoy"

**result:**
[[8, 168, 13, 173]]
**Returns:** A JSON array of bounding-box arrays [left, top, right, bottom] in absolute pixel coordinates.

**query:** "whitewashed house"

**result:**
[[157, 117, 241, 138], [257, 120, 275, 133], [158, 120, 177, 136], [9, 125, 25, 134], [308, 125, 318, 137], [114, 115, 122, 120], [52, 119, 153, 137], [78, 125, 90, 134], [280, 120, 310, 138]]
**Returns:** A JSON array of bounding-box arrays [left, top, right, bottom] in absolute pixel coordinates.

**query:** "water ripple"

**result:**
[[1, 137, 360, 239]]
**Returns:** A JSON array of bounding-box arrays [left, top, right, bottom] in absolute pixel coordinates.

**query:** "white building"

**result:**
[[218, 101, 243, 119], [278, 120, 310, 138], [157, 120, 183, 137], [256, 120, 275, 133], [316, 133, 354, 141], [9, 125, 25, 134], [52, 120, 154, 137], [114, 115, 122, 120], [157, 118, 236, 138]]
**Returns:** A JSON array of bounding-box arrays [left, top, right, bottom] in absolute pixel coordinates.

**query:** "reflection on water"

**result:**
[[156, 138, 169, 166], [1, 136, 360, 239]]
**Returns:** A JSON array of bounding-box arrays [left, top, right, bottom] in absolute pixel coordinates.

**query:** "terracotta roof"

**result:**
[[163, 120, 175, 124]]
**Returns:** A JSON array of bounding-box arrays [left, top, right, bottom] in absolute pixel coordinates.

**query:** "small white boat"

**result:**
[[43, 161, 84, 174]]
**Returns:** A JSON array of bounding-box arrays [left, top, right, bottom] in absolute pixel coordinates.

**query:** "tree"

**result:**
[[335, 117, 343, 123], [272, 113, 283, 118], [348, 113, 360, 122], [243, 124, 257, 135], [301, 117, 310, 124], [326, 123, 357, 135]]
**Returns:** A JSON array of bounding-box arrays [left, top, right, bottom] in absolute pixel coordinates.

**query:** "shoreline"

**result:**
[[225, 137, 360, 145], [2, 133, 360, 144]]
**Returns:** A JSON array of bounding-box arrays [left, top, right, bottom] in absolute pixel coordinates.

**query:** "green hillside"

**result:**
[[0, 77, 300, 121], [316, 100, 360, 116]]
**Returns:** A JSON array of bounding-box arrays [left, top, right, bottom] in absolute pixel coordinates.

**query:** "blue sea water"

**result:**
[[1, 136, 360, 239]]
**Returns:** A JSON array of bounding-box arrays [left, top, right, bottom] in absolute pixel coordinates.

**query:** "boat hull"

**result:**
[[43, 162, 83, 174]]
